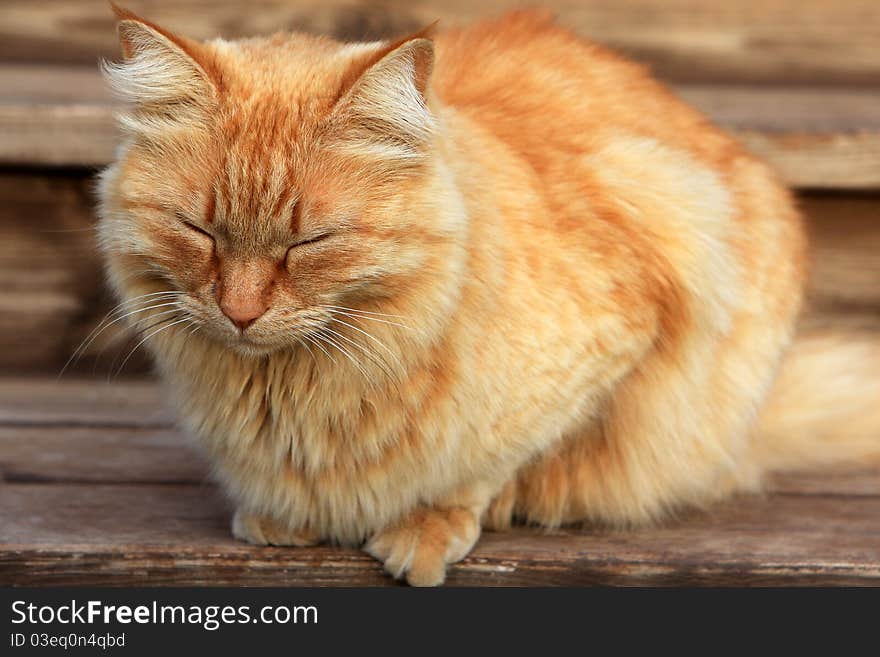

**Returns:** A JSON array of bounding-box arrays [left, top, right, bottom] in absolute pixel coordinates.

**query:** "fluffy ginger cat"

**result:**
[[97, 6, 879, 585]]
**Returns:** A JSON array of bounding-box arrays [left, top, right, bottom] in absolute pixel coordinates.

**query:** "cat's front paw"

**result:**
[[365, 507, 481, 586], [231, 509, 319, 547]]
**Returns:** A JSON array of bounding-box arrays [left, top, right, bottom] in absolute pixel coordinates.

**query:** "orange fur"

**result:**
[[96, 9, 875, 586]]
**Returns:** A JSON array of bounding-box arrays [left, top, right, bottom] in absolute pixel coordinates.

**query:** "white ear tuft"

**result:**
[[102, 19, 217, 137], [334, 38, 436, 162]]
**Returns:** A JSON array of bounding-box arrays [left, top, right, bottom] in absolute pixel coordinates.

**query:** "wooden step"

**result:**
[[3, 0, 879, 85], [2, 377, 879, 586], [1, 65, 879, 189]]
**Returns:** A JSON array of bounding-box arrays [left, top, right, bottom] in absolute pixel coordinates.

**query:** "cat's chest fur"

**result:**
[[158, 338, 468, 540]]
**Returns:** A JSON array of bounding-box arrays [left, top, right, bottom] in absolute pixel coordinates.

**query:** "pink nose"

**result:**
[[220, 297, 267, 331]]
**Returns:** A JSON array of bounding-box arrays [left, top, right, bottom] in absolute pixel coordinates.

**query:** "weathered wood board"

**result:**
[[2, 65, 880, 187], [2, 1, 880, 85], [4, 483, 880, 586], [0, 378, 878, 586]]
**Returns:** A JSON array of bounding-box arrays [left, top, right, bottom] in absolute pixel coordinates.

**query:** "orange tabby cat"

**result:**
[[97, 6, 879, 585]]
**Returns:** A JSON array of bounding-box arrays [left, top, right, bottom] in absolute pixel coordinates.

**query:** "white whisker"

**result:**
[[294, 337, 316, 364], [60, 295, 183, 378], [315, 329, 371, 380], [323, 307, 415, 332], [327, 316, 405, 373], [113, 316, 192, 379], [302, 333, 336, 364], [104, 311, 184, 375], [320, 324, 399, 386], [322, 304, 407, 320]]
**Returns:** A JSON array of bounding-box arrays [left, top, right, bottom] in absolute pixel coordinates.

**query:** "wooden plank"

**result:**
[[0, 173, 151, 374], [6, 66, 878, 134], [0, 104, 118, 167], [0, 378, 169, 426], [0, 64, 109, 102], [675, 86, 880, 134], [677, 88, 880, 190], [1, 483, 878, 586], [739, 132, 880, 191], [1, 1, 879, 85], [1, 375, 877, 585], [0, 64, 117, 167], [802, 196, 880, 314], [767, 467, 880, 497], [2, 66, 880, 187], [0, 426, 205, 484]]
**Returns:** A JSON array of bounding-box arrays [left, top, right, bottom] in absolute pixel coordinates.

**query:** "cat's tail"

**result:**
[[752, 329, 880, 472]]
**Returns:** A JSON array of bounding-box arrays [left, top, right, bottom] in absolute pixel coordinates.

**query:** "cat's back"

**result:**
[[432, 11, 806, 335], [432, 11, 743, 178]]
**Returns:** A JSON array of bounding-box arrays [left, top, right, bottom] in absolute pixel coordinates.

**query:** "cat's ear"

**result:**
[[331, 34, 436, 163], [103, 3, 220, 136]]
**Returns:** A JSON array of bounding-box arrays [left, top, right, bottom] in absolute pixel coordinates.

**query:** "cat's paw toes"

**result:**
[[231, 510, 319, 547], [365, 507, 480, 587], [232, 509, 269, 545]]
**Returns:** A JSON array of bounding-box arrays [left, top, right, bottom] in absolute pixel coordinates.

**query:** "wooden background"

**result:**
[[0, 0, 877, 376], [1, 0, 879, 587]]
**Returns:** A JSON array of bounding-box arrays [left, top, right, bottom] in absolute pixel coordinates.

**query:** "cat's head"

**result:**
[[97, 7, 460, 357]]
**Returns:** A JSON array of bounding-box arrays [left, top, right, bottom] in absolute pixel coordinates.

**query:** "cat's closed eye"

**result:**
[[287, 232, 332, 255], [176, 212, 215, 243]]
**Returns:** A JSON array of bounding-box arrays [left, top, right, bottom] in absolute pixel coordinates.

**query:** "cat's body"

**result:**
[[98, 8, 877, 585]]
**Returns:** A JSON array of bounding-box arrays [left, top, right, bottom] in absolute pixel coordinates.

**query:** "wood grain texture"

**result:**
[[768, 467, 880, 497], [0, 377, 168, 426], [1, 378, 876, 586], [0, 173, 150, 374], [6, 66, 880, 132], [739, 132, 880, 191], [2, 66, 880, 187], [0, 104, 118, 167], [1, 0, 879, 85], [2, 483, 879, 586], [805, 196, 880, 314], [0, 426, 207, 484]]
